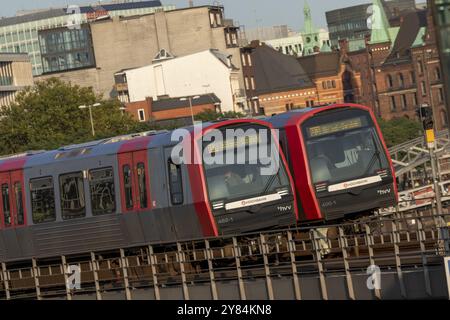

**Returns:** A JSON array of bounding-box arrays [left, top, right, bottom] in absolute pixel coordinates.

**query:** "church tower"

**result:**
[[301, 1, 321, 56]]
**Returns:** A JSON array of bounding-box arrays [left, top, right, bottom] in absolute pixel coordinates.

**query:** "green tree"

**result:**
[[0, 78, 143, 156], [377, 117, 423, 148], [194, 109, 245, 122]]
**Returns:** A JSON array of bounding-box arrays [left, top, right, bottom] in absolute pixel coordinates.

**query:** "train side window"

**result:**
[[1, 184, 11, 227], [14, 182, 24, 225], [59, 172, 86, 220], [123, 165, 133, 210], [89, 167, 116, 216], [137, 162, 148, 209], [30, 177, 56, 224], [168, 159, 183, 205]]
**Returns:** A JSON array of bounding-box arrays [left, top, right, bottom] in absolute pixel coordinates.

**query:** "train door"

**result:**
[[118, 150, 151, 213], [0, 170, 26, 229]]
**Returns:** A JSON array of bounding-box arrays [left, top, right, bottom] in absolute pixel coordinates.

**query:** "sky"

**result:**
[[0, 0, 420, 30]]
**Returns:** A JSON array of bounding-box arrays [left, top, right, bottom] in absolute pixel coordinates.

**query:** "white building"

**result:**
[[116, 49, 246, 113], [265, 29, 330, 57]]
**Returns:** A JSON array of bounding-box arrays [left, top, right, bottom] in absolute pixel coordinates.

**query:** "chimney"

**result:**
[[188, 0, 194, 7], [145, 96, 153, 119]]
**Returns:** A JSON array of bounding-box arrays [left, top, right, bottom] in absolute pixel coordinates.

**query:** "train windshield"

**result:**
[[302, 108, 389, 185], [201, 124, 290, 203]]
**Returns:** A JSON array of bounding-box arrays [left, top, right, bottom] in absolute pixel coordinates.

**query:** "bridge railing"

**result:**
[[1, 212, 449, 300]]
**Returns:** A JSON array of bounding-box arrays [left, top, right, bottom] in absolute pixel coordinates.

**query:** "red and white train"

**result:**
[[267, 103, 397, 222], [0, 104, 397, 262]]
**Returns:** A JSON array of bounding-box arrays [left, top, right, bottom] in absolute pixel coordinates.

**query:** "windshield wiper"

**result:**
[[362, 134, 383, 176], [258, 167, 281, 197]]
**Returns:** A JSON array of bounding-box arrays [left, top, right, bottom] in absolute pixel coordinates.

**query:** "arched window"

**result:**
[[398, 73, 404, 87], [386, 74, 394, 88]]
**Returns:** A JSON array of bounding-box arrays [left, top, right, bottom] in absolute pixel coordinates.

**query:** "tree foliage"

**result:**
[[194, 109, 245, 122], [0, 78, 143, 156], [377, 117, 423, 148]]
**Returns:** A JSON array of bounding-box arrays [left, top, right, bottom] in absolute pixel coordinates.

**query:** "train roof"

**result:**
[[267, 103, 370, 128], [0, 118, 273, 172]]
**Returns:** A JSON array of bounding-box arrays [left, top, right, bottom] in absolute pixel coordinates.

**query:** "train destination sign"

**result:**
[[308, 117, 364, 138]]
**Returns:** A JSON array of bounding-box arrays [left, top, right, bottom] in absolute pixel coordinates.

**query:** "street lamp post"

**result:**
[[180, 96, 200, 125], [79, 103, 101, 137]]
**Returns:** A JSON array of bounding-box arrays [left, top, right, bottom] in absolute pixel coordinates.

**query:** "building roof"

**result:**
[[251, 44, 314, 95], [296, 52, 341, 79], [0, 1, 163, 27], [370, 0, 393, 44], [152, 93, 221, 112], [384, 9, 428, 65]]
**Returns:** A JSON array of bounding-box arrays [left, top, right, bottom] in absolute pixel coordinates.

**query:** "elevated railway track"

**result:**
[[1, 212, 449, 300]]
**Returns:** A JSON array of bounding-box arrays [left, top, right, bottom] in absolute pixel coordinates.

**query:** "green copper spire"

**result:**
[[301, 0, 321, 56], [369, 0, 391, 44], [303, 0, 315, 35]]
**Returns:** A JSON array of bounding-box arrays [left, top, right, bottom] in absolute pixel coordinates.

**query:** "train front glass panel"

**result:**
[[201, 123, 296, 234], [302, 108, 396, 220]]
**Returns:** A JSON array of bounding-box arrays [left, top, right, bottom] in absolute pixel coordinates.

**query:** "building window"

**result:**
[[331, 80, 336, 88], [30, 177, 56, 224], [390, 96, 397, 111], [1, 184, 10, 227], [439, 88, 444, 103], [89, 167, 115, 216], [417, 60, 424, 74], [168, 159, 183, 205], [250, 77, 255, 90], [327, 80, 332, 88], [245, 77, 250, 90], [138, 109, 145, 122], [241, 53, 247, 66], [322, 82, 327, 89], [59, 172, 86, 220], [123, 165, 133, 210], [247, 54, 252, 66], [398, 73, 404, 88], [401, 94, 407, 110], [435, 67, 441, 80], [39, 25, 95, 73], [386, 74, 394, 88], [410, 71, 416, 84], [14, 182, 24, 226], [413, 92, 418, 106], [441, 110, 448, 128], [421, 81, 427, 96], [209, 10, 223, 27], [137, 163, 148, 209]]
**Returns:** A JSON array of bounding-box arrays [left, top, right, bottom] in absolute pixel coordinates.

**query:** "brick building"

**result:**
[[241, 41, 316, 116], [125, 94, 220, 125], [297, 51, 362, 105], [342, 0, 447, 129]]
